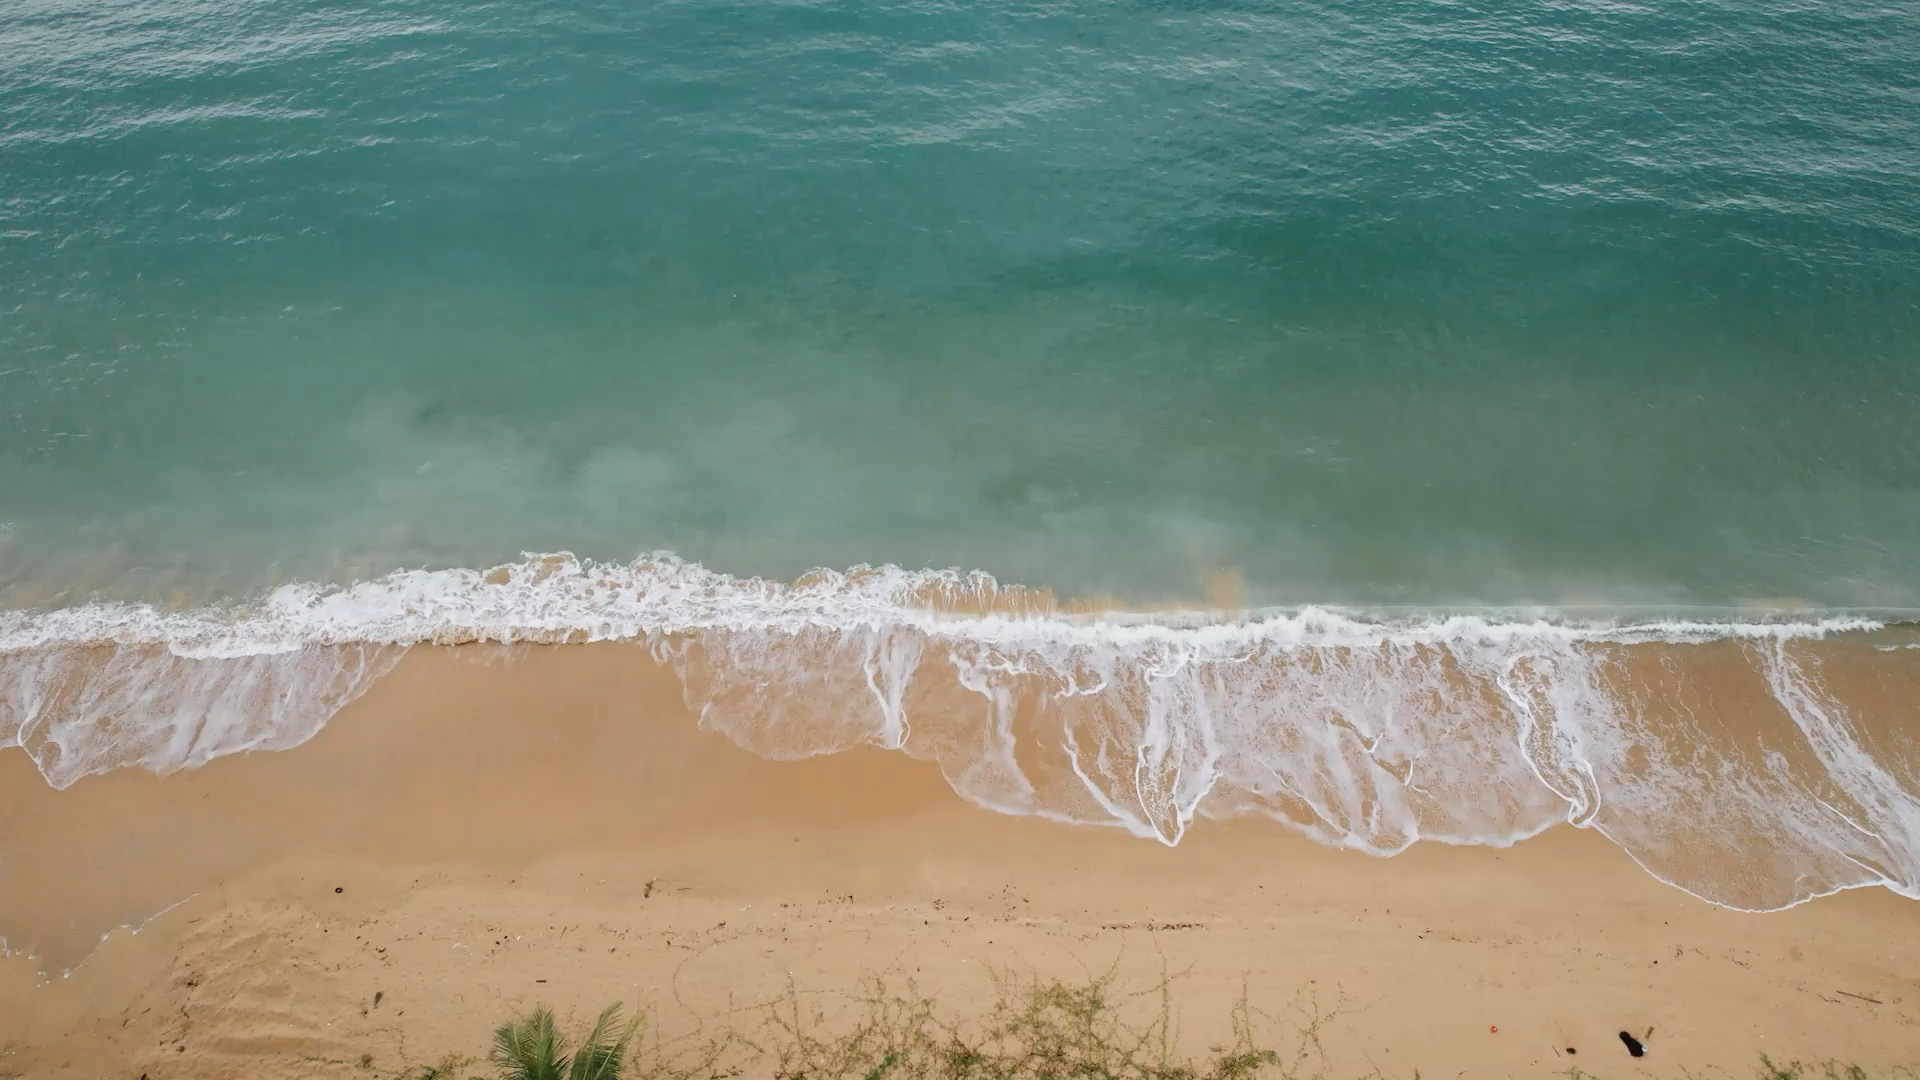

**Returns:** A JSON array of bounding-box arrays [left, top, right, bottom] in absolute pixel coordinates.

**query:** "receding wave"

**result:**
[[3, 552, 1917, 912]]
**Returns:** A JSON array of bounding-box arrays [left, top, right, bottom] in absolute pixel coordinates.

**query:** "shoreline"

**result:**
[[7, 603, 1920, 910], [5, 642, 1920, 1077]]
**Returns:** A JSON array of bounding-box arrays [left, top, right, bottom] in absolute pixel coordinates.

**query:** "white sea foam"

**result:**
[[2, 552, 1913, 912]]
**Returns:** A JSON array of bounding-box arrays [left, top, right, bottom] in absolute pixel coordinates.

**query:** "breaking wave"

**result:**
[[3, 552, 1917, 912]]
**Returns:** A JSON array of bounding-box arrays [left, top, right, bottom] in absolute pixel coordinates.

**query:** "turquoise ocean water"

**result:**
[[3, 0, 1920, 913], [6, 0, 1918, 609]]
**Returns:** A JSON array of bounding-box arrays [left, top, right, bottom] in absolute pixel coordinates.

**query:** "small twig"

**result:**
[[1834, 990, 1883, 1005]]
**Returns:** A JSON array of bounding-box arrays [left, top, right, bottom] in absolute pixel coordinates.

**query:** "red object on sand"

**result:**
[[1489, 1025, 1498, 1033]]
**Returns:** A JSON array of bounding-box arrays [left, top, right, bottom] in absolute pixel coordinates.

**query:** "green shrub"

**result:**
[[491, 1003, 639, 1080]]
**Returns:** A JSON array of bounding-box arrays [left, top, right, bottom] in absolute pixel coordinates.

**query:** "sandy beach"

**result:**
[[4, 642, 1918, 1079]]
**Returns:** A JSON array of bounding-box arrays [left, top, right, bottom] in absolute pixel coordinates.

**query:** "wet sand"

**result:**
[[4, 642, 1919, 1078]]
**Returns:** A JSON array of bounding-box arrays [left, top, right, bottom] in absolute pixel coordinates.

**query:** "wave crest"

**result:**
[[3, 552, 1915, 912]]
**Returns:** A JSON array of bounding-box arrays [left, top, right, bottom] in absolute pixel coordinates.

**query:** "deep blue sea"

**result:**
[[3, 0, 1918, 912]]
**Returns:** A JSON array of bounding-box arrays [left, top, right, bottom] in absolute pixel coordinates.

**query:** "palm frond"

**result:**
[[567, 1002, 640, 1080], [492, 1005, 570, 1080]]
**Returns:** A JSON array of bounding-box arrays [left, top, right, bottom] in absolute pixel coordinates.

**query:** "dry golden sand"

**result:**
[[3, 643, 1919, 1078]]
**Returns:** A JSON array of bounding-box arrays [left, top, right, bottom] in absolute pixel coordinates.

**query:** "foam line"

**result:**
[[1, 552, 1910, 912]]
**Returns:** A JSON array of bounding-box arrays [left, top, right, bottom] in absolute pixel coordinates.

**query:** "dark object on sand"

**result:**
[[334, 886, 344, 893], [1619, 1031, 1645, 1057]]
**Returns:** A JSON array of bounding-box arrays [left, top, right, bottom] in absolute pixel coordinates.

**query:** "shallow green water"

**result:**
[[3, 0, 1918, 610]]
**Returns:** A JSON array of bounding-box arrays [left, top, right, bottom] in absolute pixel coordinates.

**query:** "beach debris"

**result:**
[[1489, 1025, 1497, 1033], [1619, 1030, 1646, 1057], [1567, 1047, 1577, 1055], [334, 886, 343, 894], [1835, 990, 1882, 1004], [374, 991, 384, 1007]]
